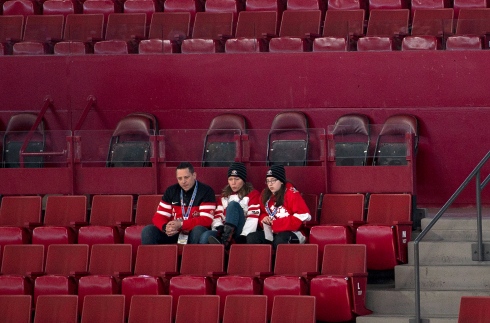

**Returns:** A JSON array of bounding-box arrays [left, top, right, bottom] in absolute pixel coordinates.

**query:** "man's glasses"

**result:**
[[265, 179, 278, 184]]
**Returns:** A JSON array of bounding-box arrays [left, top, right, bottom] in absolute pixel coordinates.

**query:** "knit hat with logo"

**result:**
[[266, 165, 286, 184], [228, 162, 247, 182]]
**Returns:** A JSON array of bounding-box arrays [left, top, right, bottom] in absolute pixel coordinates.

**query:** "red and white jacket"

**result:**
[[212, 189, 261, 236], [259, 183, 311, 236]]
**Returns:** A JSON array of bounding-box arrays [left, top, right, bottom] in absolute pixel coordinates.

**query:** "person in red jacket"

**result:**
[[141, 162, 216, 245], [246, 165, 311, 249]]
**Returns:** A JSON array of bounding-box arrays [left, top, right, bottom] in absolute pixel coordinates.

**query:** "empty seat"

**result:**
[[246, 0, 283, 12], [3, 0, 38, 16], [287, 0, 320, 10], [357, 36, 393, 50], [12, 42, 45, 55], [270, 295, 316, 323], [107, 113, 156, 167], [33, 244, 89, 305], [163, 0, 202, 26], [330, 114, 370, 166], [453, 0, 486, 18], [401, 35, 438, 50], [77, 244, 132, 313], [268, 36, 304, 51], [310, 244, 371, 322], [446, 35, 482, 49], [202, 113, 247, 167], [169, 245, 224, 318], [411, 8, 454, 36], [128, 295, 172, 323], [148, 12, 191, 40], [312, 36, 348, 51], [100, 13, 147, 54], [0, 295, 32, 323], [226, 11, 277, 52], [43, 0, 76, 17], [216, 245, 272, 318], [458, 296, 490, 323], [34, 295, 78, 323], [175, 295, 220, 323], [356, 194, 412, 270], [411, 0, 446, 16], [55, 14, 104, 55], [262, 244, 318, 319], [205, 0, 241, 24], [0, 245, 44, 296], [124, 0, 156, 27], [267, 111, 309, 166], [14, 15, 64, 55], [32, 195, 88, 248], [0, 15, 24, 55], [366, 9, 409, 38], [181, 38, 216, 53], [77, 195, 133, 247], [373, 114, 418, 166], [2, 113, 45, 168], [139, 38, 173, 53], [369, 0, 407, 10], [124, 194, 163, 260], [94, 40, 129, 53], [223, 295, 268, 323], [455, 8, 490, 36], [328, 0, 363, 9], [270, 10, 321, 52], [301, 193, 319, 228], [322, 9, 365, 38], [81, 295, 125, 323], [181, 12, 234, 53], [225, 37, 261, 52]]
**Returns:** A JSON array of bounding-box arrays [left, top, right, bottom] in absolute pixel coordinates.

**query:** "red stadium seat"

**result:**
[[77, 244, 132, 314], [128, 295, 172, 323], [225, 38, 261, 52], [367, 9, 409, 38], [357, 36, 393, 51], [121, 245, 178, 318], [268, 36, 304, 51], [323, 9, 364, 38], [287, 0, 320, 10], [3, 0, 38, 16], [148, 12, 191, 40], [16, 15, 64, 55], [32, 195, 87, 249], [205, 0, 241, 25], [310, 244, 371, 322], [181, 38, 216, 53], [216, 245, 272, 318], [446, 35, 483, 49], [163, 0, 202, 26], [230, 11, 277, 51], [455, 8, 490, 36], [175, 295, 220, 323], [0, 295, 32, 323], [458, 296, 490, 323], [43, 0, 76, 17], [267, 111, 309, 166], [202, 113, 247, 167], [0, 15, 24, 55], [0, 245, 44, 296], [356, 193, 412, 270], [401, 35, 438, 50], [411, 0, 446, 17], [369, 0, 407, 10], [246, 0, 282, 12], [262, 244, 318, 319], [329, 114, 370, 166], [63, 13, 104, 42], [271, 295, 316, 323], [411, 8, 454, 37], [278, 9, 321, 38], [124, 0, 156, 28], [328, 0, 363, 9], [98, 13, 146, 54], [169, 245, 224, 318], [181, 12, 234, 53], [54, 41, 88, 54], [301, 193, 319, 228], [77, 195, 133, 247], [223, 295, 268, 323], [312, 36, 348, 51], [83, 0, 117, 25], [12, 42, 46, 55], [33, 244, 88, 305], [34, 295, 78, 323], [81, 295, 125, 323], [453, 0, 487, 18]]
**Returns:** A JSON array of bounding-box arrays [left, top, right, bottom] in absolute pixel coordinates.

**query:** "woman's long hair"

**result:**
[[261, 181, 287, 207], [222, 182, 254, 199]]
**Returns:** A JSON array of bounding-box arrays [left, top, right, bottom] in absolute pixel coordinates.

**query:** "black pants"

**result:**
[[246, 230, 299, 249]]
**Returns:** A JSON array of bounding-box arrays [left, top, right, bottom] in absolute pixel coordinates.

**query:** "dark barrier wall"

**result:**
[[0, 51, 489, 206]]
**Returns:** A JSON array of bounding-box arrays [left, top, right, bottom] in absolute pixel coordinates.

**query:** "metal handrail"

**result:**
[[413, 150, 490, 323]]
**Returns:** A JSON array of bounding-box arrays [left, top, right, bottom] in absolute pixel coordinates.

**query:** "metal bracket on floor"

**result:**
[[409, 319, 430, 323], [471, 243, 490, 261]]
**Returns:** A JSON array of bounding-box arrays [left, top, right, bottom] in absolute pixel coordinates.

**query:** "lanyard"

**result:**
[[265, 197, 278, 219], [181, 181, 198, 220]]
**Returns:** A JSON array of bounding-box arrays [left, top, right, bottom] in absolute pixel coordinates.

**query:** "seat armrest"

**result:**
[[162, 271, 179, 280], [256, 271, 274, 279]]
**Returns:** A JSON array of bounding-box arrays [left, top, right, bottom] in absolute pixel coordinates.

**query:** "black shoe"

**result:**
[[208, 236, 221, 244]]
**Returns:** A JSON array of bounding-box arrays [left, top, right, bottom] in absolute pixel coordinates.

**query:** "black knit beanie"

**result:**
[[266, 165, 286, 184], [228, 162, 247, 182]]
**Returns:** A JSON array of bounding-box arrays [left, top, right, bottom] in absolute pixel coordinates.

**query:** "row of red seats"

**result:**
[[0, 294, 315, 323], [1, 8, 488, 55], [0, 243, 369, 322], [2, 0, 488, 18], [0, 192, 412, 271]]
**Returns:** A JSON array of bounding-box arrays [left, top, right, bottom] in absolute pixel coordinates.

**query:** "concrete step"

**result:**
[[365, 288, 490, 316], [395, 264, 490, 290], [356, 315, 458, 323], [407, 241, 484, 265], [421, 216, 490, 231], [423, 229, 490, 242]]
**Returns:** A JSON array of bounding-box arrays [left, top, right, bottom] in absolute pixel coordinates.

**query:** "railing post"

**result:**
[[476, 171, 483, 261], [414, 240, 421, 323]]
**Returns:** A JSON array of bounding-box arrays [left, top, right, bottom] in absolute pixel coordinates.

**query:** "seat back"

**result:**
[[456, 8, 490, 35], [0, 295, 32, 323], [88, 244, 132, 275], [34, 295, 78, 323], [0, 15, 24, 44], [192, 12, 234, 39], [148, 12, 190, 40], [82, 0, 116, 25], [320, 193, 365, 225], [44, 244, 89, 275], [366, 193, 412, 224], [274, 244, 318, 275], [64, 14, 104, 42], [302, 193, 319, 225], [3, 0, 37, 17], [374, 114, 418, 166], [89, 195, 133, 226], [411, 8, 454, 36], [135, 195, 162, 225], [23, 15, 64, 42], [0, 195, 41, 226], [175, 295, 220, 323], [134, 245, 178, 275], [366, 9, 409, 37], [458, 296, 490, 323], [107, 113, 156, 167], [267, 111, 309, 166], [331, 114, 370, 166], [279, 10, 321, 37], [43, 0, 76, 17], [235, 11, 277, 38], [2, 113, 45, 168], [81, 295, 125, 323], [105, 13, 147, 41], [128, 295, 172, 323], [1, 244, 44, 275], [321, 244, 366, 275], [227, 244, 272, 275], [180, 244, 224, 275], [44, 195, 87, 226], [323, 9, 365, 38], [270, 295, 316, 323], [223, 295, 267, 323], [202, 113, 246, 167]]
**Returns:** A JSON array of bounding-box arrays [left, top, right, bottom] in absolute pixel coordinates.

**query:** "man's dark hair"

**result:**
[[177, 162, 195, 173]]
